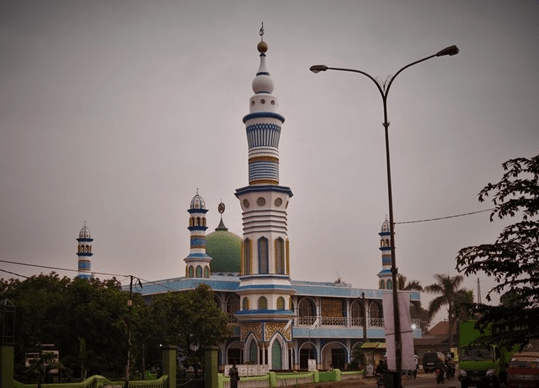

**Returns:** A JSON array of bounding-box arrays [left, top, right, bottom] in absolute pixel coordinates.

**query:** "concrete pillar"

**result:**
[[0, 344, 14, 388], [161, 345, 176, 388], [204, 346, 219, 388]]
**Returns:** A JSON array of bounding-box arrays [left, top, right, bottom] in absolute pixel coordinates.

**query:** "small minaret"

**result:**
[[377, 217, 393, 289], [184, 190, 212, 278], [77, 222, 93, 279]]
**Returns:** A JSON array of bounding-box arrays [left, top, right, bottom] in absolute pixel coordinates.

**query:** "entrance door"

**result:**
[[271, 340, 282, 370], [331, 348, 346, 369]]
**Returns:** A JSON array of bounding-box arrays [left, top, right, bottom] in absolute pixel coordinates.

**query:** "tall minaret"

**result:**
[[377, 217, 393, 289], [77, 222, 93, 279], [184, 190, 212, 278], [234, 26, 295, 368]]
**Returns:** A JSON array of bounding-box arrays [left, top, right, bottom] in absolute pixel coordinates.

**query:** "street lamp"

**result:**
[[310, 45, 459, 387]]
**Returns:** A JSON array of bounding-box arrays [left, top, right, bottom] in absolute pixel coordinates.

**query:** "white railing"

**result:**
[[369, 317, 384, 327], [297, 315, 317, 325], [297, 316, 384, 328], [321, 316, 347, 326], [350, 317, 365, 327]]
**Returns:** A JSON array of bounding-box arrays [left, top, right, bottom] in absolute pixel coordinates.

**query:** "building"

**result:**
[[111, 30, 422, 370]]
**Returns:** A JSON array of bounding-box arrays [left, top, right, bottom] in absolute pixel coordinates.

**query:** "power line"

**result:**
[[0, 259, 130, 278], [0, 268, 29, 279], [395, 208, 494, 225]]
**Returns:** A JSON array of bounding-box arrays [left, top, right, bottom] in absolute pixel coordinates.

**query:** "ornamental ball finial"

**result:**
[[257, 41, 268, 53]]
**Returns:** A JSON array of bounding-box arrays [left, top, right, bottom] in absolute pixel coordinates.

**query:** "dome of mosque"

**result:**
[[206, 218, 241, 274], [79, 223, 91, 239], [190, 192, 206, 210], [381, 218, 390, 233]]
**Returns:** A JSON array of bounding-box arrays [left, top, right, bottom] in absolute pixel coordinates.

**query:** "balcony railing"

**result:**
[[295, 315, 385, 328]]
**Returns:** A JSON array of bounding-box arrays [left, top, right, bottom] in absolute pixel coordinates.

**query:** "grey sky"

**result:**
[[1, 1, 538, 323]]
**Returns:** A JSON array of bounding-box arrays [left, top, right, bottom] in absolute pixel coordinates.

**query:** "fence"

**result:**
[[13, 375, 169, 388]]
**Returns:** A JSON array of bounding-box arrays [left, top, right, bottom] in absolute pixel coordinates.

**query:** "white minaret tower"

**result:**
[[184, 190, 212, 278], [234, 26, 295, 368], [77, 222, 93, 279], [377, 217, 393, 289]]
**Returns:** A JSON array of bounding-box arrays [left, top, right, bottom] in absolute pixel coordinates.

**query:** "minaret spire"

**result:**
[[378, 217, 394, 289], [235, 30, 295, 369], [184, 191, 212, 278], [77, 222, 93, 279]]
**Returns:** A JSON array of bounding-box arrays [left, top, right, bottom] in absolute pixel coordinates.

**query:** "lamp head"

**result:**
[[310, 65, 328, 73], [436, 45, 460, 57]]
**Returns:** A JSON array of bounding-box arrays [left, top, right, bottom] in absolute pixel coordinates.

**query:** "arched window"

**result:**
[[249, 340, 258, 363], [258, 237, 268, 274], [258, 296, 268, 310], [275, 238, 285, 274], [196, 265, 202, 278], [204, 266, 209, 278], [351, 300, 364, 326], [387, 279, 393, 290], [379, 279, 385, 289], [196, 217, 201, 226], [227, 295, 240, 323], [189, 218, 194, 227], [243, 239, 252, 275], [298, 298, 316, 325], [242, 297, 250, 311], [286, 239, 290, 274], [290, 298, 294, 313], [370, 301, 384, 319], [188, 266, 194, 278], [277, 296, 285, 310], [203, 218, 206, 227]]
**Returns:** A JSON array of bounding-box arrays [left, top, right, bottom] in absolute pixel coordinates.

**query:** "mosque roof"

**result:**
[[206, 212, 241, 273]]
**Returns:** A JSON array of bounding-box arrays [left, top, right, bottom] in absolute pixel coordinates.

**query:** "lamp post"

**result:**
[[310, 45, 458, 387]]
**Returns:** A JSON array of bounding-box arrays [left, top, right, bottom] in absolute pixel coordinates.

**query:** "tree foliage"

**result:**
[[1, 275, 232, 382], [456, 154, 539, 349], [425, 273, 470, 348], [149, 284, 231, 375], [0, 273, 133, 381]]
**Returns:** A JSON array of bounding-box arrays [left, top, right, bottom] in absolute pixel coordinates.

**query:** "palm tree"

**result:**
[[425, 273, 470, 348]]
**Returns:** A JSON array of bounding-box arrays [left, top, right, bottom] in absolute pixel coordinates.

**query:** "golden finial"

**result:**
[[257, 22, 268, 53]]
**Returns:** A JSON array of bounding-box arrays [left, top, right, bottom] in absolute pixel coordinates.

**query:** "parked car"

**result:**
[[423, 352, 445, 373], [507, 351, 539, 388]]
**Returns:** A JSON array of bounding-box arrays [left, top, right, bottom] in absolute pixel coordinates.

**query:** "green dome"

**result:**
[[206, 218, 241, 273]]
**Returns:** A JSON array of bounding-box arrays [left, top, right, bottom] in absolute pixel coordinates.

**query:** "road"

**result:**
[[362, 373, 461, 388]]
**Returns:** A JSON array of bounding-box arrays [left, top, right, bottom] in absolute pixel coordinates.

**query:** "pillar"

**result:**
[[0, 345, 14, 388], [204, 346, 219, 388], [161, 345, 176, 388]]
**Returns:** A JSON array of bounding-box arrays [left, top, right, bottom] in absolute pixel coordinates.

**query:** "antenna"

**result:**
[[477, 278, 482, 304]]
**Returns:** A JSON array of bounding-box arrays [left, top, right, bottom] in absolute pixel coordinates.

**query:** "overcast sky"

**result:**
[[1, 0, 538, 324]]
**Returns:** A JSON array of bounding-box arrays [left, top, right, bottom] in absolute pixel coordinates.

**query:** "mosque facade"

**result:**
[[94, 31, 422, 370]]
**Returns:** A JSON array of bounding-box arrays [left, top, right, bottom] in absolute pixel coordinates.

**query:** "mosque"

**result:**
[[76, 30, 421, 371]]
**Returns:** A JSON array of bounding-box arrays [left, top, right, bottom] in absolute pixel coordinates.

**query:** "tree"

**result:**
[[149, 284, 231, 376], [0, 273, 133, 381], [456, 154, 539, 350], [425, 273, 470, 348]]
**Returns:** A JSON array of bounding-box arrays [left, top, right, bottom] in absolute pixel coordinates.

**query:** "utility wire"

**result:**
[[0, 268, 29, 279], [396, 208, 495, 225], [0, 259, 130, 278], [136, 277, 182, 292]]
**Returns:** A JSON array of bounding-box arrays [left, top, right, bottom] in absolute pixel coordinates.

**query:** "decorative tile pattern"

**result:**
[[264, 321, 292, 342], [240, 322, 262, 342]]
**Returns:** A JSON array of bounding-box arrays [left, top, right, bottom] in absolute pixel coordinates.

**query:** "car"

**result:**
[[506, 351, 539, 388], [423, 351, 445, 373]]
